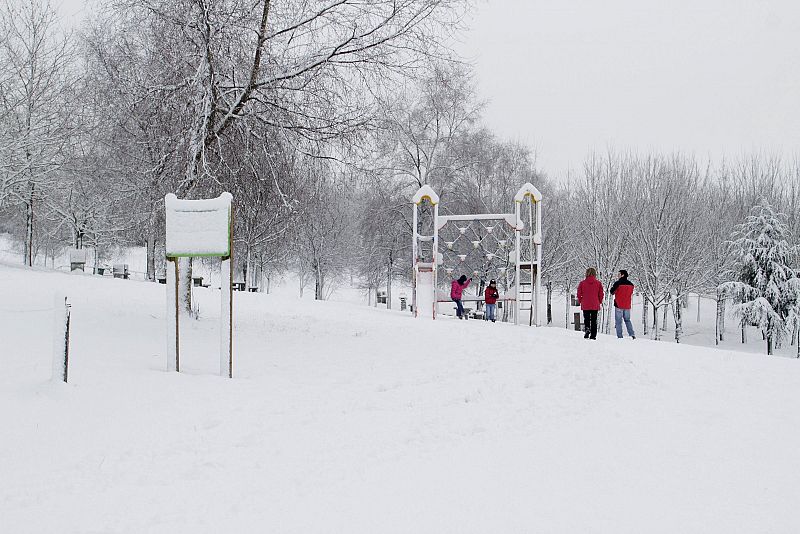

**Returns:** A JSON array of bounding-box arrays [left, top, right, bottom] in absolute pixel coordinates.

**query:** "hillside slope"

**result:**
[[2, 263, 799, 533]]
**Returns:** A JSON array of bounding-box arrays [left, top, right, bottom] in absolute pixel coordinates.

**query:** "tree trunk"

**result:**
[[314, 261, 324, 300], [564, 283, 571, 329], [715, 292, 723, 345], [673, 298, 683, 343], [546, 281, 553, 325], [386, 252, 393, 310], [767, 332, 773, 355], [653, 304, 660, 341], [697, 293, 701, 323], [652, 301, 658, 330], [662, 296, 669, 331], [642, 298, 649, 336], [23, 184, 34, 266], [741, 321, 747, 344], [146, 234, 156, 281], [178, 257, 192, 314], [244, 247, 251, 291]]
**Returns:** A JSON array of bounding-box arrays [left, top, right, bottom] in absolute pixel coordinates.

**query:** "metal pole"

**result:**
[[64, 302, 70, 382], [52, 294, 70, 383]]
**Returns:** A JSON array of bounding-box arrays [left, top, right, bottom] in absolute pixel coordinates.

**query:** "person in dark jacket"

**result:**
[[451, 275, 471, 319], [577, 267, 604, 339], [610, 269, 636, 339], [484, 279, 500, 322]]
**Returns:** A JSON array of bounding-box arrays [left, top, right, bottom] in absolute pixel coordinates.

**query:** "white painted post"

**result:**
[[432, 202, 439, 319], [51, 294, 69, 382], [412, 203, 418, 318], [514, 201, 521, 326], [220, 256, 233, 378], [535, 198, 543, 327], [166, 258, 179, 372]]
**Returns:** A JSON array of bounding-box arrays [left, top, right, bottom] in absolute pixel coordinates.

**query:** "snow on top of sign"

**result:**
[[165, 192, 232, 212], [412, 185, 439, 205], [514, 183, 543, 203], [165, 193, 232, 257]]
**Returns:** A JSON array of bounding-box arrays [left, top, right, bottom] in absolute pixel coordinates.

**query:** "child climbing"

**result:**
[[484, 279, 499, 322], [451, 275, 472, 319]]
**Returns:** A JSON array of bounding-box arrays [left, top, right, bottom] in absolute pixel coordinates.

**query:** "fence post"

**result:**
[[52, 294, 70, 383]]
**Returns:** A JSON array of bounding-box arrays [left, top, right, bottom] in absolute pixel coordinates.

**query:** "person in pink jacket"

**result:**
[[450, 275, 471, 319], [577, 267, 604, 339]]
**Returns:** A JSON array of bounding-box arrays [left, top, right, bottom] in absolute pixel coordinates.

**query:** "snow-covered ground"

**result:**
[[3, 262, 800, 533], [2, 233, 791, 356]]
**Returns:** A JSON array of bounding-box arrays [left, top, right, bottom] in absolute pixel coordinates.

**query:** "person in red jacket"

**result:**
[[484, 279, 500, 322], [577, 267, 604, 339], [451, 274, 471, 319], [610, 269, 636, 339]]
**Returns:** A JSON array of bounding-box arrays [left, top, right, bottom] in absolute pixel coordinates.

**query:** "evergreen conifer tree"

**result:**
[[724, 200, 800, 355]]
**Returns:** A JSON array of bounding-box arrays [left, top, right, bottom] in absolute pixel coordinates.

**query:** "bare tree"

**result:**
[[0, 0, 76, 265]]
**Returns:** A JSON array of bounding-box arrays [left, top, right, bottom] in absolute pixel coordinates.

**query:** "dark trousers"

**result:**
[[583, 310, 598, 339], [453, 299, 464, 317]]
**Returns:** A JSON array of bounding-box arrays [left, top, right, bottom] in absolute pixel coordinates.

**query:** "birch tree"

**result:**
[[573, 151, 638, 334], [0, 0, 76, 265]]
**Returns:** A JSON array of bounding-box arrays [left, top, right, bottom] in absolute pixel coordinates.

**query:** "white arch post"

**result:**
[[514, 183, 543, 326], [411, 185, 440, 319]]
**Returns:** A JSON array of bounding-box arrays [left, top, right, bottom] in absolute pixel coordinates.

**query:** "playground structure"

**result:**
[[411, 183, 543, 325]]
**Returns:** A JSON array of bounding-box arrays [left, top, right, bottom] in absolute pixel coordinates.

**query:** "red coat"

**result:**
[[577, 275, 604, 311], [485, 286, 499, 305], [450, 278, 471, 300], [610, 278, 634, 309]]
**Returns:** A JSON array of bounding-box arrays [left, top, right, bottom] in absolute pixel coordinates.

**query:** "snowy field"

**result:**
[[3, 262, 800, 533]]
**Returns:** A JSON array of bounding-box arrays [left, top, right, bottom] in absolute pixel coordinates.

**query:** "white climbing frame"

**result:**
[[410, 183, 543, 325], [165, 192, 234, 377]]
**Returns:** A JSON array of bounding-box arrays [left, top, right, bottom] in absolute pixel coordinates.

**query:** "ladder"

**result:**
[[517, 261, 536, 326]]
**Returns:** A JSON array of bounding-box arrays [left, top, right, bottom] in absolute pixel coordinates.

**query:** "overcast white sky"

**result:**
[[457, 0, 800, 177], [57, 0, 800, 177]]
